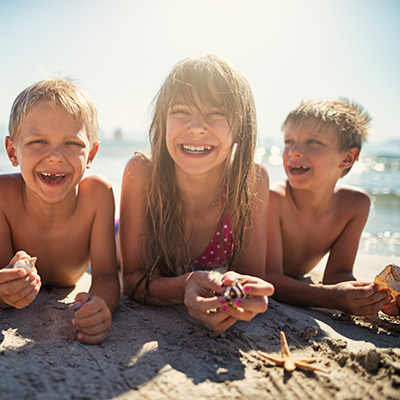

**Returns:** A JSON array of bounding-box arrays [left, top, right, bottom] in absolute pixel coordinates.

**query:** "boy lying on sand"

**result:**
[[0, 78, 120, 343], [266, 99, 398, 316]]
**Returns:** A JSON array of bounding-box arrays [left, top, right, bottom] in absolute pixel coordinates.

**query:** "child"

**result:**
[[119, 55, 274, 334], [265, 99, 395, 316], [0, 77, 120, 344]]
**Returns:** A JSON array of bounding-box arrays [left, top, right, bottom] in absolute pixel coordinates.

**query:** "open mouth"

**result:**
[[289, 166, 310, 174], [39, 172, 67, 184], [181, 144, 214, 154]]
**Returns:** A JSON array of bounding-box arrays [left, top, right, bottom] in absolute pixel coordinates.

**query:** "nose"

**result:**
[[47, 145, 65, 163], [188, 112, 206, 134], [286, 142, 303, 157]]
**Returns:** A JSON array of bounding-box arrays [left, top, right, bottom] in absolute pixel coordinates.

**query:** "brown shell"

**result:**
[[374, 264, 400, 298]]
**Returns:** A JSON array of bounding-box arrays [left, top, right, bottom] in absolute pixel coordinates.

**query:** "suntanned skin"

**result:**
[[0, 102, 120, 344], [120, 103, 274, 335], [265, 121, 396, 316]]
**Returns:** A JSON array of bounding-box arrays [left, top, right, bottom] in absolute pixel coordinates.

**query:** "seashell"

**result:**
[[223, 279, 247, 304], [374, 264, 400, 298], [13, 257, 37, 274]]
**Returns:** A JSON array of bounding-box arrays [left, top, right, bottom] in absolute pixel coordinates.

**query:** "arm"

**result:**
[[235, 163, 270, 279], [120, 155, 189, 305], [0, 177, 41, 308], [71, 176, 120, 344], [323, 190, 370, 284], [265, 188, 389, 316]]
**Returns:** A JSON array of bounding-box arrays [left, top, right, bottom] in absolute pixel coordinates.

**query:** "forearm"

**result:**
[[323, 270, 356, 285], [123, 271, 190, 305], [266, 272, 337, 309], [89, 274, 120, 312]]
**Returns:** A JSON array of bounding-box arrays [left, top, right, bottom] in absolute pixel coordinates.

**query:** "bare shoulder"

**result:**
[[335, 183, 370, 207], [80, 174, 113, 194], [0, 174, 24, 199], [254, 162, 269, 192], [123, 153, 152, 186], [270, 178, 289, 198]]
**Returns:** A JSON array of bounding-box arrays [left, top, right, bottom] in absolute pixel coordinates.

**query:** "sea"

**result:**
[[1, 131, 399, 258]]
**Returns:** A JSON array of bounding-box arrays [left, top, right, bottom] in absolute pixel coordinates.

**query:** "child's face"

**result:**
[[282, 121, 347, 189], [165, 95, 233, 178], [6, 101, 98, 204]]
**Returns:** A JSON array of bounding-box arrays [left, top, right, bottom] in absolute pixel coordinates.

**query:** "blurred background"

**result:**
[[0, 0, 399, 257]]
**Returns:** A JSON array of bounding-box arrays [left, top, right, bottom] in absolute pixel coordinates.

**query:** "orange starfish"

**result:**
[[257, 331, 329, 373]]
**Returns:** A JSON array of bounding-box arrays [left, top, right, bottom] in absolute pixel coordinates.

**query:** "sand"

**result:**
[[1, 253, 399, 400]]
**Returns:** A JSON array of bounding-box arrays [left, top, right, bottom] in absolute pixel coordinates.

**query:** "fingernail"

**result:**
[[235, 299, 242, 306], [220, 299, 226, 304], [244, 286, 250, 293], [71, 302, 82, 311], [222, 306, 228, 311]]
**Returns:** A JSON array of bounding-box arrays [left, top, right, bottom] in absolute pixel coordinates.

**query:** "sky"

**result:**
[[0, 0, 399, 148]]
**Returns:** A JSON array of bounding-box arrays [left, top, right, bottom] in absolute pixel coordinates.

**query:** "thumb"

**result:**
[[70, 292, 91, 311]]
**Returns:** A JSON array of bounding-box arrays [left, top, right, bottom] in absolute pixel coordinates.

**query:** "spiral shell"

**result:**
[[374, 264, 400, 298], [13, 257, 37, 274]]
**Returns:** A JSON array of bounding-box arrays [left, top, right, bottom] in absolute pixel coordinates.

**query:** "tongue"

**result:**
[[42, 174, 65, 184]]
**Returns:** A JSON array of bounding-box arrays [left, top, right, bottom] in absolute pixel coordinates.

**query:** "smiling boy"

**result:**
[[265, 99, 395, 316], [0, 78, 120, 343]]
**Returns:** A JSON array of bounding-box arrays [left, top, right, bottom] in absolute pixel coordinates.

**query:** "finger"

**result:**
[[185, 294, 223, 313], [5, 281, 40, 309], [76, 331, 109, 345], [358, 296, 392, 317], [0, 268, 27, 283], [368, 288, 391, 304], [241, 282, 275, 297]]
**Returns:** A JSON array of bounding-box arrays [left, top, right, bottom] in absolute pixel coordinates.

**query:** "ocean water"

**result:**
[[0, 134, 399, 257]]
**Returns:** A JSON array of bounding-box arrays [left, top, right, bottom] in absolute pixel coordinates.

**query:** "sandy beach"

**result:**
[[1, 252, 399, 400]]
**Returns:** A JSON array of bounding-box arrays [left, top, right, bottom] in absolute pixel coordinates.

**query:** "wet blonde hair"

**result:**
[[9, 77, 98, 147], [141, 54, 258, 282], [281, 98, 371, 176]]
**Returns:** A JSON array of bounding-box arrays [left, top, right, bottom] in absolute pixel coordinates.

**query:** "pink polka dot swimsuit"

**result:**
[[191, 214, 233, 271]]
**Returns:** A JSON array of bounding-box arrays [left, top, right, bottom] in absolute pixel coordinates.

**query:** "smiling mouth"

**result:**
[[289, 166, 310, 174], [181, 144, 214, 154], [40, 172, 67, 184]]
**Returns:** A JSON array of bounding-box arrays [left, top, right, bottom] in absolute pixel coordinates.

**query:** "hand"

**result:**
[[333, 281, 391, 316], [380, 294, 400, 316], [219, 271, 274, 322], [0, 251, 41, 309], [71, 292, 112, 344], [184, 270, 274, 335]]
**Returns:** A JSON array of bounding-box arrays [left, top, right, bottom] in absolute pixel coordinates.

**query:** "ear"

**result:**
[[5, 136, 20, 167], [339, 147, 360, 170], [86, 143, 99, 169]]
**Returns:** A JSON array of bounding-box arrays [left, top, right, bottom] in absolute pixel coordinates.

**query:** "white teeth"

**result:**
[[41, 173, 65, 177], [182, 145, 212, 153]]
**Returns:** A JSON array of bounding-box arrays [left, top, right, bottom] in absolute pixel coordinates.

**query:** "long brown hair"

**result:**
[[142, 55, 258, 283]]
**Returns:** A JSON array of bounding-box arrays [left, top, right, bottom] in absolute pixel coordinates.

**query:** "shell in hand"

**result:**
[[374, 263, 400, 298], [13, 257, 37, 274]]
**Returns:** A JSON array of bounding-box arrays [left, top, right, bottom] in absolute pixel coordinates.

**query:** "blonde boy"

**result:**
[[266, 99, 396, 316], [0, 78, 120, 343]]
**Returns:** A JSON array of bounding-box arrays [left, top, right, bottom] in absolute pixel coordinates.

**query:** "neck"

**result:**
[[289, 183, 336, 213], [23, 186, 79, 222], [176, 168, 224, 212]]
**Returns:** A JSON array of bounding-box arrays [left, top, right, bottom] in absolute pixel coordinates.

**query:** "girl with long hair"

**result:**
[[119, 55, 273, 334]]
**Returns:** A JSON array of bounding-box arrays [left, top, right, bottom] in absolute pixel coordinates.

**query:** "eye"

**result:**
[[66, 141, 83, 147], [309, 139, 322, 145], [169, 105, 191, 115], [207, 110, 226, 118], [29, 139, 46, 145]]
